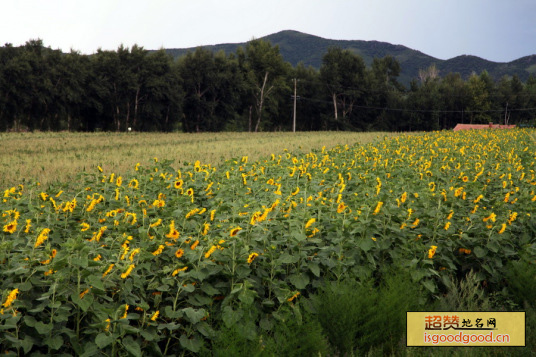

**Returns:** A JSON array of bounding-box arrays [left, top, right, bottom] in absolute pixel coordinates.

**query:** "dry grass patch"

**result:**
[[0, 131, 397, 188]]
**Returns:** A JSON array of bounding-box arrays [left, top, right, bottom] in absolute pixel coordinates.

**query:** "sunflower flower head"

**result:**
[[102, 264, 114, 278], [172, 267, 188, 276], [204, 245, 218, 259], [373, 201, 383, 215], [35, 228, 51, 248], [247, 252, 259, 264], [129, 179, 139, 189], [152, 245, 165, 256], [174, 180, 183, 189], [150, 310, 160, 322], [120, 264, 135, 279], [305, 218, 316, 229], [166, 220, 180, 239], [201, 223, 210, 236], [337, 202, 347, 214], [483, 213, 496, 223], [150, 219, 162, 228], [2, 220, 17, 234], [121, 304, 129, 319], [2, 288, 19, 308], [230, 227, 242, 237], [175, 248, 184, 259], [428, 245, 437, 259], [498, 223, 507, 234], [287, 291, 300, 302]]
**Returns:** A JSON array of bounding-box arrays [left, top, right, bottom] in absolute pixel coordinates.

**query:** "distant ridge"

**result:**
[[162, 30, 536, 84]]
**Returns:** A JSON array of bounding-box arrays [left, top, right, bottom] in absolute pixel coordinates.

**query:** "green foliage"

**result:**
[[314, 269, 421, 355], [504, 256, 536, 306], [206, 314, 328, 357], [433, 271, 491, 311]]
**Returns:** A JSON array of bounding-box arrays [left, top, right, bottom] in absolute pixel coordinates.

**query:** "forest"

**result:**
[[1, 38, 535, 133]]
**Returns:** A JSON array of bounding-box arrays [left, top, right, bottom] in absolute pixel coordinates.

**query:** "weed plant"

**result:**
[[313, 269, 421, 356]]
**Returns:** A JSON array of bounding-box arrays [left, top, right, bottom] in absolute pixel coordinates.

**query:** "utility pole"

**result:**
[[292, 78, 297, 133]]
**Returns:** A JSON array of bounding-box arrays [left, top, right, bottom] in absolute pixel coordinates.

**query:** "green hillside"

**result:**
[[162, 30, 536, 84]]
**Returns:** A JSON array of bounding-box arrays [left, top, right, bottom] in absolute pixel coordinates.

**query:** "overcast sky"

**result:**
[[1, 0, 535, 62]]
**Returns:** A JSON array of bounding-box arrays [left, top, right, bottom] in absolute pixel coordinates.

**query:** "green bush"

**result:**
[[205, 314, 328, 356], [504, 257, 536, 307], [314, 269, 421, 355], [433, 270, 491, 311]]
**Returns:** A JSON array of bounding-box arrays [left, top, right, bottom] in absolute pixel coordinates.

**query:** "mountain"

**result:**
[[162, 30, 536, 85]]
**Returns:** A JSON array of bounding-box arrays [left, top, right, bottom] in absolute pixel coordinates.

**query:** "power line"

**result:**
[[294, 77, 536, 99], [298, 95, 536, 114]]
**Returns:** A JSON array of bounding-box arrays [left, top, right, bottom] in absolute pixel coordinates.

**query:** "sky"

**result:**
[[1, 0, 535, 63]]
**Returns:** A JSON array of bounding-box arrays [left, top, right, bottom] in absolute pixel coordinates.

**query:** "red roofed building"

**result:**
[[453, 123, 516, 131]]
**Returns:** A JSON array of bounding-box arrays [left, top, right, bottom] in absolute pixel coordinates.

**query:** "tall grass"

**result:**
[[0, 131, 398, 188]]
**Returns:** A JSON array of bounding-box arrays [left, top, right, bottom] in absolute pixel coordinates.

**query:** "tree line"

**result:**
[[1, 39, 535, 132]]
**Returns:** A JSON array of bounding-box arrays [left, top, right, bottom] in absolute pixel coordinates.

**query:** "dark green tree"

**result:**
[[320, 47, 366, 130], [291, 63, 327, 130], [438, 73, 468, 129], [466, 72, 492, 123], [367, 56, 404, 130], [243, 39, 290, 132]]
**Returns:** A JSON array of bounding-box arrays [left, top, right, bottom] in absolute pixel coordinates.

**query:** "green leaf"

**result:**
[[183, 307, 206, 324], [44, 335, 64, 351], [259, 317, 274, 331], [222, 306, 243, 328], [422, 279, 437, 293], [200, 283, 220, 295], [289, 273, 310, 289], [180, 334, 202, 353], [122, 336, 142, 357], [24, 315, 37, 327], [486, 240, 500, 253], [95, 333, 114, 348], [163, 306, 182, 319], [308, 262, 320, 277], [238, 286, 256, 305], [72, 293, 93, 312], [357, 237, 374, 252], [291, 231, 307, 242], [73, 254, 88, 268], [34, 321, 53, 334], [79, 342, 99, 357], [140, 328, 157, 341], [262, 299, 275, 307], [196, 322, 215, 338], [187, 293, 213, 307], [157, 322, 181, 331], [411, 269, 427, 282], [21, 335, 34, 354], [182, 284, 195, 293], [27, 303, 46, 313], [18, 281, 32, 292], [473, 246, 487, 258], [87, 275, 105, 291], [277, 253, 298, 264]]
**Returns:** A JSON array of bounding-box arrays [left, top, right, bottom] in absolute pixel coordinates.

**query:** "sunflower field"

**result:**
[[1, 129, 536, 355]]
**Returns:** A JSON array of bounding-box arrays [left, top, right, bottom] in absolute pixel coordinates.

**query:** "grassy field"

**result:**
[[0, 131, 397, 188]]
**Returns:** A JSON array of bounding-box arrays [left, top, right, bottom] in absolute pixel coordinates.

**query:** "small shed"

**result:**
[[453, 123, 516, 131]]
